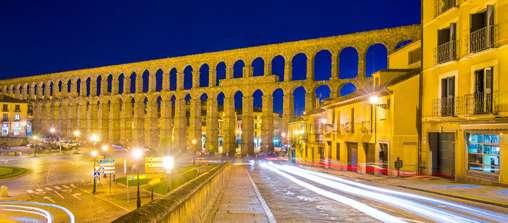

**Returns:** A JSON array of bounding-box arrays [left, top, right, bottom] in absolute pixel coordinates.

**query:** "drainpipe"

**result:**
[[417, 0, 424, 176]]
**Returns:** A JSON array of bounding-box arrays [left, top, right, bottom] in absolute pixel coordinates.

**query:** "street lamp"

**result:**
[[131, 147, 144, 208], [91, 149, 99, 194], [49, 127, 56, 134], [73, 130, 81, 139], [162, 156, 175, 173], [32, 135, 39, 157]]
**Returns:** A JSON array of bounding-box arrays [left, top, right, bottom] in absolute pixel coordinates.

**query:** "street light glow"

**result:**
[[49, 127, 56, 134], [101, 144, 109, 152], [90, 150, 98, 158], [320, 118, 328, 124], [89, 134, 100, 143], [131, 148, 144, 160], [163, 156, 175, 172], [191, 139, 197, 145], [73, 130, 81, 137], [369, 95, 380, 105], [32, 135, 39, 140]]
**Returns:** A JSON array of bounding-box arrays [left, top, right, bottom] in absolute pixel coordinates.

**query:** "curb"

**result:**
[[397, 185, 508, 209]]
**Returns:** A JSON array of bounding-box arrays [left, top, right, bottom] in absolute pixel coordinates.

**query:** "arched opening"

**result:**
[[107, 75, 113, 93], [252, 57, 264, 76], [86, 78, 91, 96], [170, 95, 176, 119], [315, 85, 331, 104], [395, 39, 412, 50], [272, 88, 284, 115], [142, 70, 150, 92], [185, 94, 192, 126], [339, 47, 359, 79], [184, 66, 193, 90], [75, 80, 80, 96], [293, 86, 306, 116], [234, 91, 243, 114], [199, 64, 209, 87], [292, 53, 307, 80], [157, 96, 162, 118], [156, 69, 164, 91], [339, 82, 357, 96], [58, 81, 63, 94], [118, 74, 125, 94], [216, 62, 226, 86], [170, 68, 177, 91], [217, 92, 225, 112], [130, 73, 136, 93], [314, 50, 331, 81], [95, 76, 101, 95], [233, 60, 244, 78], [271, 55, 285, 81], [253, 90, 263, 112], [49, 82, 54, 96], [366, 43, 388, 77]]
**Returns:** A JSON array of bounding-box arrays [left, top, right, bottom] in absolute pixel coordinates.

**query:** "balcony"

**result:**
[[431, 91, 508, 117], [436, 41, 456, 64], [435, 0, 456, 17], [469, 25, 497, 53]]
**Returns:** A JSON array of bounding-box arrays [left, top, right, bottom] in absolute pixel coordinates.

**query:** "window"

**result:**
[[435, 0, 456, 17], [1, 123, 8, 136], [14, 114, 20, 121], [473, 67, 493, 114], [2, 104, 8, 112], [440, 76, 455, 116], [467, 133, 500, 175], [470, 6, 495, 53], [2, 113, 7, 122], [437, 24, 457, 64], [408, 48, 422, 64], [336, 143, 340, 161], [14, 105, 20, 112]]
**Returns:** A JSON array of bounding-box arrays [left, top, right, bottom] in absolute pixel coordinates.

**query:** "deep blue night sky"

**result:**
[[0, 0, 420, 115]]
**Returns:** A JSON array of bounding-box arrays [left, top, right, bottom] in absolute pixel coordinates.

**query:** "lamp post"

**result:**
[[32, 135, 39, 157], [163, 155, 175, 192], [91, 149, 98, 194], [131, 147, 144, 208]]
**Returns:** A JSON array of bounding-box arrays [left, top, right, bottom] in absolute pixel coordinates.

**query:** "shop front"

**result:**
[[465, 131, 501, 182]]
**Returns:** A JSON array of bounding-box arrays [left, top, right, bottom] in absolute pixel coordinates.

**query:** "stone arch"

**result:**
[[366, 43, 388, 77], [66, 79, 72, 94], [170, 68, 177, 91], [252, 57, 264, 76], [292, 53, 307, 80], [292, 86, 306, 116], [155, 69, 164, 91], [199, 64, 209, 87], [57, 80, 63, 94], [233, 60, 245, 78], [339, 47, 359, 79], [215, 62, 226, 86], [253, 89, 263, 112], [234, 91, 243, 113], [338, 82, 357, 96], [217, 92, 225, 112], [118, 74, 125, 94], [271, 55, 285, 81], [107, 74, 113, 94], [49, 81, 54, 96], [129, 72, 136, 93], [314, 84, 331, 103], [142, 70, 150, 93], [314, 50, 332, 81], [184, 66, 193, 90], [272, 88, 284, 115]]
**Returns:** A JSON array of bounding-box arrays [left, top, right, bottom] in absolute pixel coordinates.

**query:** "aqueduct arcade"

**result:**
[[0, 25, 419, 155]]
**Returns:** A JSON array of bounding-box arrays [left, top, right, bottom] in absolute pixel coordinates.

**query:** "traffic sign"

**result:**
[[99, 158, 116, 174]]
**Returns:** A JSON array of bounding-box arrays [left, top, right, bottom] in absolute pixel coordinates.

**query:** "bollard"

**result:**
[[0, 185, 8, 197]]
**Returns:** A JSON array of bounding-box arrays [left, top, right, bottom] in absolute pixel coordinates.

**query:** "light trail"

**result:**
[[266, 162, 508, 223], [0, 204, 52, 223], [259, 162, 406, 223], [0, 201, 75, 223], [282, 165, 508, 222]]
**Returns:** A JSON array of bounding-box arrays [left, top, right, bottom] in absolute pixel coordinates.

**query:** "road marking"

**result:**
[[70, 184, 77, 188], [247, 169, 277, 223], [72, 193, 82, 200], [53, 191, 64, 199], [43, 196, 55, 203], [54, 186, 62, 190], [45, 187, 53, 191], [27, 190, 34, 194], [79, 189, 129, 211], [62, 185, 70, 189], [35, 189, 44, 192]]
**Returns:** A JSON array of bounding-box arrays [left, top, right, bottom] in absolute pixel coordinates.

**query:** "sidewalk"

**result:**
[[302, 165, 508, 208], [213, 165, 275, 223]]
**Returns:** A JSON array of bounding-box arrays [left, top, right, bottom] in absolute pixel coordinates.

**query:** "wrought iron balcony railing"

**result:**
[[431, 91, 508, 117], [469, 25, 498, 53], [436, 40, 457, 64], [435, 0, 456, 17]]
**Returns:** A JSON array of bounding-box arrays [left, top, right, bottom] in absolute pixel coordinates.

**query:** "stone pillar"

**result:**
[[159, 94, 171, 152], [264, 59, 271, 76], [68, 101, 78, 137], [78, 100, 88, 136], [162, 71, 170, 91], [120, 98, 133, 145], [192, 70, 199, 89], [136, 73, 143, 93], [145, 95, 159, 150], [80, 78, 87, 97], [284, 59, 291, 81], [282, 93, 293, 144], [223, 95, 236, 155], [89, 99, 98, 134], [262, 94, 274, 152], [90, 77, 97, 96], [149, 70, 157, 92], [358, 49, 366, 80], [305, 91, 315, 114], [60, 100, 70, 137], [101, 76, 108, 96], [132, 95, 145, 146], [331, 53, 339, 80], [243, 63, 252, 77], [226, 62, 233, 79], [206, 96, 219, 153], [100, 100, 110, 142], [307, 55, 314, 80], [177, 71, 184, 90], [209, 64, 217, 88], [174, 94, 187, 151], [109, 98, 121, 144], [242, 95, 254, 155], [124, 75, 131, 94], [188, 97, 202, 151], [111, 75, 118, 95]]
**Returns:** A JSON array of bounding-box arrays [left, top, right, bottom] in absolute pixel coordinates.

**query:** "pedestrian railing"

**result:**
[[112, 163, 230, 223]]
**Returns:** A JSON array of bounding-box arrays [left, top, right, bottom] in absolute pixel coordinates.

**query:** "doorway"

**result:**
[[347, 142, 358, 172], [429, 132, 455, 178], [364, 143, 375, 174]]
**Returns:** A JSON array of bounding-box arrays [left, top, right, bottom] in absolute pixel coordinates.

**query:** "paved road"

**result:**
[[250, 161, 508, 223]]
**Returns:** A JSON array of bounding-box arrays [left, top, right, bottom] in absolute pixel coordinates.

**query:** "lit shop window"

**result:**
[[467, 133, 500, 175], [1, 123, 8, 136]]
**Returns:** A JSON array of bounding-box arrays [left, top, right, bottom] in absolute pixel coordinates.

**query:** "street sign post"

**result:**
[[99, 158, 116, 193]]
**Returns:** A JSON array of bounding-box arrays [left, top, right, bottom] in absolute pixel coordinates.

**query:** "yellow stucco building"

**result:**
[[422, 0, 508, 184], [0, 94, 32, 146], [289, 41, 422, 176]]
